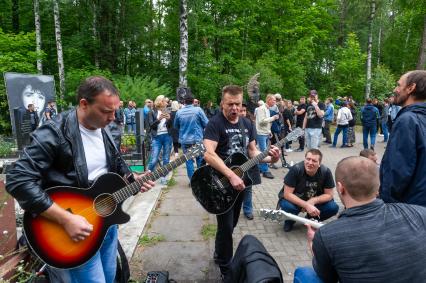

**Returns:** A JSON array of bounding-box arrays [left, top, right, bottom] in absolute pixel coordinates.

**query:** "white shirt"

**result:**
[[336, 106, 353, 126], [79, 124, 108, 181], [156, 110, 168, 135]]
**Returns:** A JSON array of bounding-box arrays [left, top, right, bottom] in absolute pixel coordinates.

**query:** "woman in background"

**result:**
[[347, 102, 357, 147], [170, 100, 181, 157], [147, 95, 173, 184]]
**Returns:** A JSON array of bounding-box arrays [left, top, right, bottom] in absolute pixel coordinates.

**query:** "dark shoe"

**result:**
[[262, 171, 274, 179], [340, 144, 350, 148], [244, 213, 254, 220], [295, 148, 304, 152], [370, 145, 375, 151], [329, 145, 336, 148], [324, 141, 332, 144], [283, 221, 294, 232], [269, 164, 278, 169]]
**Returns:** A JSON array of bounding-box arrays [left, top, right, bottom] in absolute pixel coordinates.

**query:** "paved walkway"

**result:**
[[128, 133, 386, 282]]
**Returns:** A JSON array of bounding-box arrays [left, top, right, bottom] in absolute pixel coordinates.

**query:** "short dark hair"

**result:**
[[305, 148, 323, 163], [360, 149, 375, 158], [406, 70, 426, 100], [222, 85, 243, 100], [335, 156, 379, 201], [77, 76, 119, 104], [366, 98, 372, 104]]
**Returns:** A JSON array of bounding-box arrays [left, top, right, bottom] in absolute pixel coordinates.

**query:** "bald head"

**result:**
[[335, 156, 379, 201]]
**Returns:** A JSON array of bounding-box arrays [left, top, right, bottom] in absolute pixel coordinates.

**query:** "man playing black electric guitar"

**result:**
[[203, 85, 280, 277], [7, 76, 155, 282]]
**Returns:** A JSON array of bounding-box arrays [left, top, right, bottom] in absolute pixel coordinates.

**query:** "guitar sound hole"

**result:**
[[94, 194, 117, 217]]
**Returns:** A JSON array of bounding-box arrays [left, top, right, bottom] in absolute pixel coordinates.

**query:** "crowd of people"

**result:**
[[5, 69, 426, 283]]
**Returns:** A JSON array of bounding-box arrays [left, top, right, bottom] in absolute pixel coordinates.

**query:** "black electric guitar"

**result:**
[[22, 144, 205, 269], [191, 128, 303, 215]]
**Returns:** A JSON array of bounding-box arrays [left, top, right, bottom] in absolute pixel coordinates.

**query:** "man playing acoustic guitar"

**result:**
[[6, 76, 154, 282], [203, 85, 280, 277]]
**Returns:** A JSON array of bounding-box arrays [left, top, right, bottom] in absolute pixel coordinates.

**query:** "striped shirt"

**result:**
[[313, 199, 426, 283]]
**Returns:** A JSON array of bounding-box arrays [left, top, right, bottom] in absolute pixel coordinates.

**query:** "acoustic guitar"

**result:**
[[23, 144, 205, 269]]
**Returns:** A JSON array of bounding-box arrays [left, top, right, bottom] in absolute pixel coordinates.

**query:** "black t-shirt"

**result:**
[[283, 108, 293, 128], [284, 161, 335, 200], [204, 113, 255, 160], [296, 104, 307, 127], [305, 102, 325, 129]]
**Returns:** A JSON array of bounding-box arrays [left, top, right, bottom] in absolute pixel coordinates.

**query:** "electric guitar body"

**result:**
[[191, 152, 252, 215]]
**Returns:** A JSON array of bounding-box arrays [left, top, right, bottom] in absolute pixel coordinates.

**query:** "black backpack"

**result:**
[[224, 235, 283, 283]]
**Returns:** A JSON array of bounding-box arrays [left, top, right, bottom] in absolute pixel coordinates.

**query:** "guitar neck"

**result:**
[[239, 136, 289, 173], [112, 153, 194, 203], [260, 209, 324, 229]]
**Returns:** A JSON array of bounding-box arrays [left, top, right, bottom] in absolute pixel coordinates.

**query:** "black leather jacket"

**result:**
[[6, 109, 131, 215]]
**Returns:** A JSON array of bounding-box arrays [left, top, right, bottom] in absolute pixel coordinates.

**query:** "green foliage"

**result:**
[[332, 33, 366, 102], [0, 29, 41, 134], [0, 138, 15, 157], [113, 76, 172, 107], [371, 65, 396, 100]]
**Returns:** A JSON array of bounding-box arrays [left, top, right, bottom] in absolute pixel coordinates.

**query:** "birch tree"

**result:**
[[53, 0, 65, 101], [365, 0, 376, 99], [34, 0, 42, 73], [179, 0, 188, 87]]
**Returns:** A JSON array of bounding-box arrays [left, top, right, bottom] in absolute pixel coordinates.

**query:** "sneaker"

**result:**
[[340, 144, 350, 148], [244, 213, 254, 220], [329, 145, 336, 148], [370, 145, 375, 151], [285, 148, 293, 153], [262, 171, 274, 179], [283, 221, 294, 232], [324, 141, 332, 144], [295, 148, 304, 152]]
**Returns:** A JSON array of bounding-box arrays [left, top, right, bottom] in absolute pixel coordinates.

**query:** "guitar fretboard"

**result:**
[[111, 149, 201, 203]]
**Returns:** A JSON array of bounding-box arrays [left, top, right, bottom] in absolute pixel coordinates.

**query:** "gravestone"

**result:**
[[13, 108, 32, 150]]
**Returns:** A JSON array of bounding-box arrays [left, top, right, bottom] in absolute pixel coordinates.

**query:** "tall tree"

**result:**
[[92, 1, 99, 68], [53, 0, 65, 101], [34, 0, 42, 73], [365, 0, 376, 99], [179, 0, 188, 87], [417, 15, 426, 69]]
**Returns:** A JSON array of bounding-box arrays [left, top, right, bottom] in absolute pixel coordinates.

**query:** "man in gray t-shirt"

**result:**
[[294, 156, 426, 283]]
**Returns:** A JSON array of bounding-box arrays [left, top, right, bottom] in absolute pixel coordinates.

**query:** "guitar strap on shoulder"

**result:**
[[238, 118, 247, 151]]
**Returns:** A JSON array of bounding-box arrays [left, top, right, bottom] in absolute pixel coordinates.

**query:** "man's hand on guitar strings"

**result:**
[[134, 171, 156, 193], [268, 145, 281, 164], [62, 213, 93, 242], [305, 224, 317, 256]]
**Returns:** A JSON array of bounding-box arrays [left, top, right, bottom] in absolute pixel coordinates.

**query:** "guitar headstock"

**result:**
[[185, 143, 206, 159], [286, 127, 304, 142], [259, 209, 285, 222], [259, 208, 324, 228]]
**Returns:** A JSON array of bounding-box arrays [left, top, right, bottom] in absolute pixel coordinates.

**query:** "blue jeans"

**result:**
[[305, 128, 322, 149], [256, 134, 269, 173], [294, 267, 324, 283], [182, 143, 203, 181], [332, 125, 348, 146], [243, 186, 253, 215], [279, 199, 339, 226], [148, 134, 172, 171], [362, 125, 377, 149], [126, 123, 136, 134], [381, 120, 389, 142], [68, 225, 118, 283]]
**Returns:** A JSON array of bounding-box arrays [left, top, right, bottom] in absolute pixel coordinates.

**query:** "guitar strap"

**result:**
[[238, 118, 247, 152]]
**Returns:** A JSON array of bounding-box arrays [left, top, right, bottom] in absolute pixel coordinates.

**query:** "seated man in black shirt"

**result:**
[[278, 149, 339, 232], [295, 156, 426, 282]]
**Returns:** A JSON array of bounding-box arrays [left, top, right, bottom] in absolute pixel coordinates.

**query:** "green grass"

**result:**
[[167, 176, 177, 187], [138, 234, 165, 247], [201, 224, 217, 240]]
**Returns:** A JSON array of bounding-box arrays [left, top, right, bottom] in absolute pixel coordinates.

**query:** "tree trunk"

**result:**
[[416, 15, 426, 70], [12, 0, 19, 33], [338, 0, 347, 46], [377, 15, 382, 66], [365, 0, 375, 99], [34, 0, 43, 73], [179, 0, 188, 87], [402, 16, 412, 72], [53, 0, 65, 102], [92, 1, 100, 69]]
